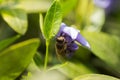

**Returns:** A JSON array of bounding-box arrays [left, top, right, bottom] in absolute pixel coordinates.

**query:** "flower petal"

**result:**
[[75, 33, 90, 48], [64, 34, 73, 43], [63, 26, 80, 40], [57, 23, 66, 36], [68, 42, 79, 51], [93, 0, 111, 8]]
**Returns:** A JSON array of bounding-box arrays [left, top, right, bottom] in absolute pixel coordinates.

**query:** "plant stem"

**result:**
[[44, 40, 49, 71]]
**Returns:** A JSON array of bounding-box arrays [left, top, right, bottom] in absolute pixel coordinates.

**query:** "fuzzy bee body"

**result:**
[[55, 35, 75, 60], [55, 36, 67, 57]]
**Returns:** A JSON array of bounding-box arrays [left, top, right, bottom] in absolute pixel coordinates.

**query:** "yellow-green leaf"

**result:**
[[58, 61, 94, 78], [73, 74, 119, 80], [82, 31, 120, 72], [0, 35, 20, 51], [1, 9, 27, 35], [0, 38, 40, 80], [40, 0, 62, 40]]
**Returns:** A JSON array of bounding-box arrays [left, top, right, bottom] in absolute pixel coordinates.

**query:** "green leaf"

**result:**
[[61, 0, 77, 16], [47, 62, 68, 71], [23, 66, 67, 80], [33, 52, 43, 68], [58, 61, 94, 78], [15, 0, 52, 13], [27, 60, 41, 74], [75, 0, 90, 24], [0, 38, 40, 80], [82, 31, 120, 72], [1, 9, 28, 35], [75, 0, 94, 30], [41, 0, 62, 40], [0, 0, 16, 5], [0, 35, 20, 51], [73, 74, 119, 80], [39, 13, 44, 36]]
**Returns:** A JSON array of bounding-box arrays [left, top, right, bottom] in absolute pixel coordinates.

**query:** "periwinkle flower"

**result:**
[[93, 0, 111, 9], [56, 23, 90, 58]]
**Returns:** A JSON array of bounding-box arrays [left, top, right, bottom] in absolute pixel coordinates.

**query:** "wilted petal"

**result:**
[[75, 33, 90, 48]]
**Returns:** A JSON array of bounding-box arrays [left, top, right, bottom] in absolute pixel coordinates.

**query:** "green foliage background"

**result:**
[[0, 0, 120, 80]]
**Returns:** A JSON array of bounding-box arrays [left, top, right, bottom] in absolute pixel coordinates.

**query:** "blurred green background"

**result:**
[[0, 0, 120, 80]]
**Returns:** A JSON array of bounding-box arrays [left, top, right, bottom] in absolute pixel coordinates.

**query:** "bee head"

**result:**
[[56, 36, 65, 43]]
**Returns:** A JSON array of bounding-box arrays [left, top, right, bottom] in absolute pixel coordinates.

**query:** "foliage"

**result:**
[[0, 0, 120, 80], [74, 74, 120, 80]]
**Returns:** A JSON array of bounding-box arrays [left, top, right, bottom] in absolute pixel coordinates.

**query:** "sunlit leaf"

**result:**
[[22, 61, 67, 80], [73, 74, 119, 80], [0, 35, 20, 51], [15, 0, 52, 13], [0, 0, 17, 5], [82, 31, 120, 72], [39, 13, 44, 37], [61, 0, 77, 16], [76, 0, 90, 24], [40, 0, 62, 40], [75, 0, 94, 29], [22, 69, 67, 80], [0, 38, 40, 80], [58, 61, 94, 78], [1, 9, 27, 35], [48, 62, 68, 71]]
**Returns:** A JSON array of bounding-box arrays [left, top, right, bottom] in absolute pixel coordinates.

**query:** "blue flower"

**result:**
[[93, 0, 111, 9], [56, 23, 90, 58]]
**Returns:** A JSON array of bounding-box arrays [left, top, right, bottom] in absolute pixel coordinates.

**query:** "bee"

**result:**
[[55, 36, 67, 57], [55, 36, 72, 61]]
